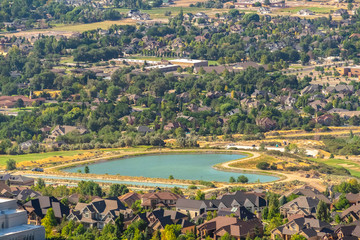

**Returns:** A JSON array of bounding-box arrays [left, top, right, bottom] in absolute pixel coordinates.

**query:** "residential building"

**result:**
[[119, 192, 141, 207], [49, 125, 88, 139], [346, 193, 360, 206], [0, 95, 45, 108], [197, 216, 263, 239], [68, 198, 133, 229], [137, 126, 154, 134], [132, 208, 194, 233], [333, 9, 348, 16], [217, 191, 267, 214], [0, 198, 45, 240], [176, 198, 207, 218], [337, 66, 360, 77], [258, 7, 271, 14], [340, 204, 360, 222], [271, 216, 333, 240], [333, 222, 360, 239], [0, 174, 34, 186], [280, 196, 319, 218], [141, 191, 182, 210], [24, 196, 70, 225], [286, 186, 331, 205], [297, 9, 315, 16]]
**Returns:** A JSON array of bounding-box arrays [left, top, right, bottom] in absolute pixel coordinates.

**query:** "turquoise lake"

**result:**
[[64, 154, 279, 183]]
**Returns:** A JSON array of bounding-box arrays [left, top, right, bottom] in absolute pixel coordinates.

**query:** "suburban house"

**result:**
[[141, 191, 183, 210], [280, 196, 319, 218], [119, 192, 141, 207], [333, 223, 360, 239], [23, 196, 70, 225], [333, 9, 348, 16], [286, 186, 331, 205], [197, 216, 263, 239], [340, 204, 360, 222], [137, 126, 154, 134], [49, 125, 88, 140], [217, 191, 267, 214], [176, 198, 208, 218], [0, 95, 45, 108], [345, 193, 360, 206], [132, 208, 195, 233], [176, 198, 256, 220], [297, 9, 314, 16], [217, 206, 256, 220], [67, 198, 133, 229], [0, 174, 34, 186], [271, 216, 333, 240]]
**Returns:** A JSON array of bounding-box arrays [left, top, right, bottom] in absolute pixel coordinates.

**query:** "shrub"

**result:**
[[256, 162, 270, 170], [237, 175, 249, 183]]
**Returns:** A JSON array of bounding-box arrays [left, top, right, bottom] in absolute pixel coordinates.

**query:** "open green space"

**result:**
[[277, 6, 336, 14], [310, 157, 360, 178], [115, 7, 228, 18]]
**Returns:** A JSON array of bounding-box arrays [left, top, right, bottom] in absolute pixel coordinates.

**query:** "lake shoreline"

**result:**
[[60, 150, 280, 184]]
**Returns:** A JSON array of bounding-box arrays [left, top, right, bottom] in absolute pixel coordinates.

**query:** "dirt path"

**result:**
[[204, 151, 327, 192]]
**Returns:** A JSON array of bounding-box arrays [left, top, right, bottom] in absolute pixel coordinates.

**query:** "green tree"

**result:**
[[84, 165, 90, 174], [15, 98, 25, 109], [6, 159, 16, 170], [290, 234, 307, 240], [108, 184, 129, 197], [229, 177, 236, 183], [37, 178, 46, 189], [195, 190, 205, 200], [316, 200, 331, 222], [41, 208, 57, 237], [237, 175, 249, 183]]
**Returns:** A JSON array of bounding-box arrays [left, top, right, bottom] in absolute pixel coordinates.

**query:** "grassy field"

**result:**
[[0, 150, 88, 166], [116, 7, 230, 19], [310, 157, 360, 178], [277, 6, 337, 14], [50, 19, 138, 32], [229, 155, 277, 169], [0, 146, 155, 167]]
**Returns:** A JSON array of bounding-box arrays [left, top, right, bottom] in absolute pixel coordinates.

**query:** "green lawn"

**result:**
[[310, 157, 360, 178]]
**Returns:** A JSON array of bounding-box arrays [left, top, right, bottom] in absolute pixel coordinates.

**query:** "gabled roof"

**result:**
[[217, 206, 256, 220], [218, 191, 266, 209], [341, 204, 360, 218], [176, 198, 207, 210], [24, 196, 69, 219], [142, 191, 182, 201], [281, 196, 319, 210], [76, 197, 126, 215]]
